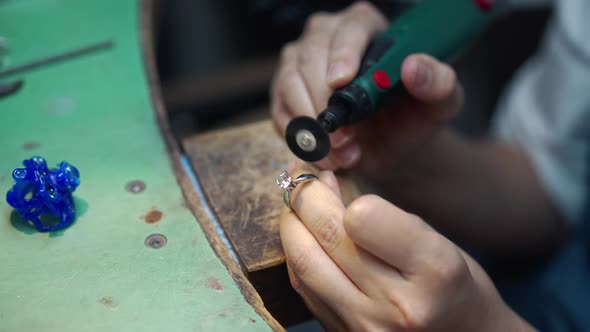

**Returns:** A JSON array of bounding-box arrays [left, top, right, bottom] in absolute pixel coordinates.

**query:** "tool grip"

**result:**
[[345, 0, 500, 122]]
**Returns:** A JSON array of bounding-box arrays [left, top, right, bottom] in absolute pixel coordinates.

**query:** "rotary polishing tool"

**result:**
[[286, 0, 502, 162]]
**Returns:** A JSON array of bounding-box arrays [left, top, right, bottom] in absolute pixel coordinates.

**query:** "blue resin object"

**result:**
[[6, 156, 80, 232]]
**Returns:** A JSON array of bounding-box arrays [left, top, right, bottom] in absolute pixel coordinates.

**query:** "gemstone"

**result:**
[[276, 171, 293, 189], [6, 156, 80, 232]]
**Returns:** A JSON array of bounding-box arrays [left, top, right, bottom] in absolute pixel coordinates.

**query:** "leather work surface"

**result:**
[[182, 120, 360, 323]]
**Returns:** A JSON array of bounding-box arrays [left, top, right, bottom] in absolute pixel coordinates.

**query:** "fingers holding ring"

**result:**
[[276, 170, 319, 210]]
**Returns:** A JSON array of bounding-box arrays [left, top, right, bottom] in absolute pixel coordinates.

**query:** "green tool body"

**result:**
[[286, 0, 502, 162]]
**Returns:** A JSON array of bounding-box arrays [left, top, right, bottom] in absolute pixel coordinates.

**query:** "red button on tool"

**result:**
[[373, 70, 391, 89], [474, 0, 493, 11]]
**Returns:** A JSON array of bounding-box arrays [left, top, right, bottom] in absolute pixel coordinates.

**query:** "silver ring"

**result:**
[[275, 170, 318, 210]]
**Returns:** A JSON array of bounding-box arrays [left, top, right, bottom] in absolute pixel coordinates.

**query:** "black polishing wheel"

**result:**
[[286, 116, 331, 162]]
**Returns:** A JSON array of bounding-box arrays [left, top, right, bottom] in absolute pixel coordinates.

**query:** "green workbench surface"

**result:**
[[0, 1, 272, 331]]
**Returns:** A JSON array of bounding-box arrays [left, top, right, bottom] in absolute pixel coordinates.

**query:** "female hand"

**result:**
[[271, 2, 463, 176], [279, 167, 533, 331]]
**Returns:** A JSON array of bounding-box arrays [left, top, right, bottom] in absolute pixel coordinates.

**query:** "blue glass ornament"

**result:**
[[6, 156, 80, 232]]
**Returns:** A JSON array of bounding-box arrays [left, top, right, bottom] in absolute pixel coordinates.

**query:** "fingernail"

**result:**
[[330, 128, 354, 148], [288, 160, 315, 173], [327, 61, 351, 84], [315, 158, 337, 171], [286, 161, 298, 173], [413, 60, 431, 89], [333, 143, 361, 168], [318, 170, 337, 188], [318, 170, 342, 197]]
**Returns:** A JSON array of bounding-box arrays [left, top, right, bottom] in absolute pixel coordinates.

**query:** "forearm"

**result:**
[[380, 129, 565, 258]]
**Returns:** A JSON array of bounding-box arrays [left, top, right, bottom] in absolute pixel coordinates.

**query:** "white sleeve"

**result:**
[[492, 0, 590, 224]]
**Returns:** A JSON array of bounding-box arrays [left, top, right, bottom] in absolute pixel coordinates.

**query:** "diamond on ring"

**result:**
[[276, 170, 293, 190], [275, 170, 319, 210]]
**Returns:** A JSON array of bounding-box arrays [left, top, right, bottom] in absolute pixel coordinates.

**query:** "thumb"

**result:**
[[343, 194, 436, 273], [401, 54, 464, 119]]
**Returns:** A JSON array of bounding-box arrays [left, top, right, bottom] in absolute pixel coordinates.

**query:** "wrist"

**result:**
[[485, 304, 537, 332], [461, 271, 537, 332]]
